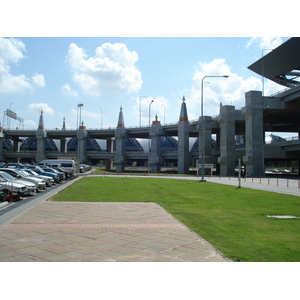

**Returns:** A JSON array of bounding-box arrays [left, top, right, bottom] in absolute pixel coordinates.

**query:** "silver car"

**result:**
[[0, 176, 28, 199], [0, 171, 36, 196]]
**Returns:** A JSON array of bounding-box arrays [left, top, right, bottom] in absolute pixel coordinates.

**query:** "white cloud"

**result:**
[[32, 73, 46, 87], [0, 37, 45, 93], [28, 103, 54, 115], [65, 42, 143, 96], [245, 37, 282, 50], [61, 83, 78, 97], [189, 58, 263, 118]]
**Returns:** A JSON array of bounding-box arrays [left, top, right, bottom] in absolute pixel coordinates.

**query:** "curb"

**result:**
[[0, 201, 9, 209]]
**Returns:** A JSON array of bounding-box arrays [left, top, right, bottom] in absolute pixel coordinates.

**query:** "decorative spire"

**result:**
[[117, 106, 125, 127], [179, 96, 188, 121], [62, 117, 66, 130], [38, 110, 44, 129]]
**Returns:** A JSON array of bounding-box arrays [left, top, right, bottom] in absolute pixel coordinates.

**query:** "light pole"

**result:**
[[148, 99, 154, 174], [161, 104, 165, 124], [262, 49, 273, 97], [100, 107, 103, 129], [200, 75, 229, 182], [77, 102, 83, 128]]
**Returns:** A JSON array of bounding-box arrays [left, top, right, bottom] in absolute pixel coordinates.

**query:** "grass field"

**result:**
[[51, 176, 300, 262]]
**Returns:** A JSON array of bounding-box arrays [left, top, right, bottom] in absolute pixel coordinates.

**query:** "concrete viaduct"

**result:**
[[1, 87, 300, 176]]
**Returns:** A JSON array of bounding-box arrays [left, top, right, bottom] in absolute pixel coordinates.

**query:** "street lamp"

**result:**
[[100, 107, 103, 129], [148, 99, 154, 174], [77, 102, 83, 128], [200, 75, 229, 182]]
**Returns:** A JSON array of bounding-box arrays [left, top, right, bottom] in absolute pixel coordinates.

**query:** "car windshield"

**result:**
[[18, 170, 29, 176], [0, 171, 16, 181], [35, 166, 44, 172], [26, 169, 38, 176]]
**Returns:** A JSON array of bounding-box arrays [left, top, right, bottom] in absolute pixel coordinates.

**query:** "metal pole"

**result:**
[[148, 100, 154, 174]]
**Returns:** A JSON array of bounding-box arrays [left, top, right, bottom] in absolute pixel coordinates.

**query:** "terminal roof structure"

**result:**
[[248, 37, 300, 87]]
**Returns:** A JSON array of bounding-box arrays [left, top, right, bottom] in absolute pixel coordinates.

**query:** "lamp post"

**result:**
[[200, 75, 229, 182], [148, 99, 154, 174], [100, 107, 103, 129], [262, 49, 273, 97], [77, 102, 83, 128]]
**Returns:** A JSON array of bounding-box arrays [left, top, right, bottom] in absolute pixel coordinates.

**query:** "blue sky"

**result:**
[[0, 36, 291, 130]]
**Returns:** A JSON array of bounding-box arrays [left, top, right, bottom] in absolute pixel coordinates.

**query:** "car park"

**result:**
[[0, 168, 46, 191], [0, 171, 36, 196]]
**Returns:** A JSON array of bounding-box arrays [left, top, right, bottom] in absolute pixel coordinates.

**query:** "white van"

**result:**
[[37, 159, 77, 177]]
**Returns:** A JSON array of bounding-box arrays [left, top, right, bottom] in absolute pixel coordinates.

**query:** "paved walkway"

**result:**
[[0, 201, 229, 262]]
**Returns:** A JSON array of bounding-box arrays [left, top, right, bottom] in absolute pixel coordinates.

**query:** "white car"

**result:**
[[0, 175, 28, 199], [0, 171, 36, 196]]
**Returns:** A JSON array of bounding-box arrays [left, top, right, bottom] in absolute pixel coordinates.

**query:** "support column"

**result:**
[[106, 138, 113, 170], [150, 115, 163, 173], [217, 105, 235, 176], [61, 117, 67, 153], [77, 122, 87, 164], [242, 90, 264, 177], [36, 110, 46, 163], [178, 96, 190, 174], [198, 116, 212, 174], [115, 107, 126, 173], [60, 138, 67, 153]]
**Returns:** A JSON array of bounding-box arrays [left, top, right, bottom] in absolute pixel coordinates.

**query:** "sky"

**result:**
[[0, 36, 291, 131]]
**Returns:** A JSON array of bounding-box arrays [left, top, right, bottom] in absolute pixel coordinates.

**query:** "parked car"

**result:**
[[0, 171, 36, 196], [21, 165, 60, 183], [0, 174, 28, 199], [23, 168, 54, 187], [0, 168, 46, 191], [39, 166, 65, 182]]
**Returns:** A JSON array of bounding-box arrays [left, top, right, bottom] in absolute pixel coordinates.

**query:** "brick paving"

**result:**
[[0, 201, 229, 262]]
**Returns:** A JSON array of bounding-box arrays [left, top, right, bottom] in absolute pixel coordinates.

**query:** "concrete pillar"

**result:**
[[60, 138, 67, 153], [198, 116, 212, 165], [178, 97, 190, 174], [150, 115, 163, 173], [115, 107, 126, 173], [36, 110, 46, 163], [77, 123, 87, 164], [217, 105, 235, 176], [242, 90, 265, 177], [106, 138, 113, 170]]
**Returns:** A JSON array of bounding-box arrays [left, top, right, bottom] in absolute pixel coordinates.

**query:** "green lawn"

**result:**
[[51, 177, 300, 262]]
